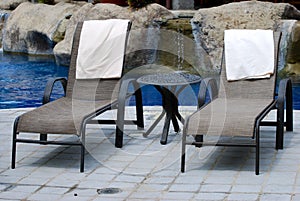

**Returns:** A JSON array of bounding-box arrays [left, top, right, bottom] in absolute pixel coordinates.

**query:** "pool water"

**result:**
[[0, 52, 69, 109], [0, 52, 299, 109]]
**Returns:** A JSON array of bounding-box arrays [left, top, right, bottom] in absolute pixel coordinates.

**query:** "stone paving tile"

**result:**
[[227, 193, 259, 201], [193, 192, 227, 200], [263, 184, 294, 194], [292, 194, 300, 201], [259, 193, 293, 201], [200, 184, 232, 193], [27, 193, 63, 201], [160, 191, 195, 200], [0, 108, 299, 201], [12, 184, 41, 193], [0, 191, 33, 200], [230, 184, 262, 193], [168, 183, 200, 192]]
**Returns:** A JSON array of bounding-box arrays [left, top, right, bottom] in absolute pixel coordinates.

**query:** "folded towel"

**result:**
[[224, 29, 274, 81], [76, 19, 130, 79]]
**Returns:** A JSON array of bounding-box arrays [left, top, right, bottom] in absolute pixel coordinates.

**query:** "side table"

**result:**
[[137, 71, 201, 145]]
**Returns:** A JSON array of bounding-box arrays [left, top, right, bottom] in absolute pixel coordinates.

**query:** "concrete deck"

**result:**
[[0, 107, 299, 201]]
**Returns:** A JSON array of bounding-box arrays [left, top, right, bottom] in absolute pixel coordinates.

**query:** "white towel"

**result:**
[[224, 29, 275, 81], [76, 19, 130, 79]]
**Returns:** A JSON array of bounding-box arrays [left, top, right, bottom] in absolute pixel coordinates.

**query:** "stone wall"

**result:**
[[1, 1, 300, 77], [192, 1, 300, 74]]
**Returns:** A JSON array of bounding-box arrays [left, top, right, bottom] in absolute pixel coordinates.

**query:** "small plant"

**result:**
[[127, 0, 155, 8], [37, 0, 55, 4]]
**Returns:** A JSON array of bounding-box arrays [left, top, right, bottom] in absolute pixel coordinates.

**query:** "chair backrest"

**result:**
[[218, 31, 281, 99], [65, 21, 131, 101]]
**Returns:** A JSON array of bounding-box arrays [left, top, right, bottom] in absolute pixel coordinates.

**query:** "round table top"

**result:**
[[137, 71, 201, 86]]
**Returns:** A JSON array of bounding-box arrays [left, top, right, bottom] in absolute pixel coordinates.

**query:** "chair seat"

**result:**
[[17, 97, 115, 135], [186, 98, 274, 137]]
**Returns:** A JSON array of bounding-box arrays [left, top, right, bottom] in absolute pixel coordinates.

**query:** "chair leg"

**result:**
[[40, 133, 48, 145], [80, 144, 85, 173], [115, 127, 123, 148], [116, 100, 125, 148], [181, 133, 186, 173], [255, 127, 260, 175], [286, 80, 293, 132], [115, 96, 125, 148], [11, 118, 19, 169], [276, 102, 284, 150], [194, 135, 203, 148], [115, 82, 127, 148], [135, 88, 144, 130], [80, 123, 87, 173]]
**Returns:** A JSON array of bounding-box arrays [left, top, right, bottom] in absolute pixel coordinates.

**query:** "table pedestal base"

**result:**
[[143, 86, 185, 145]]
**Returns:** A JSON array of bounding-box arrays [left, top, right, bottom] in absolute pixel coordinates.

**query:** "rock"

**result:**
[[285, 21, 300, 77], [192, 1, 300, 70], [287, 21, 300, 64], [0, 0, 27, 10], [54, 3, 175, 65], [2, 2, 81, 55]]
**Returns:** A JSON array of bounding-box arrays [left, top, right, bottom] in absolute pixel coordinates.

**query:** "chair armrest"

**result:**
[[277, 78, 293, 131], [198, 77, 218, 108], [117, 78, 141, 112], [116, 78, 143, 130], [277, 78, 293, 108], [42, 77, 67, 104]]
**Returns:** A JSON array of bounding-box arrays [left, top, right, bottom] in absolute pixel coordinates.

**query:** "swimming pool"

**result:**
[[0, 51, 299, 109]]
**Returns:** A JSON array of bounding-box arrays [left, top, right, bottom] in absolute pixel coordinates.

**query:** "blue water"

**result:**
[[293, 83, 300, 110], [0, 52, 299, 109], [0, 52, 69, 109]]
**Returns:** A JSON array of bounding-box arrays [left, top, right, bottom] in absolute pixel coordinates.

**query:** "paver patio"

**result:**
[[0, 107, 299, 201]]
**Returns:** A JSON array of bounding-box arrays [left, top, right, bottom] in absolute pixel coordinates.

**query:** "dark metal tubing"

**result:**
[[15, 139, 82, 146], [285, 80, 293, 131], [11, 117, 20, 169], [274, 78, 293, 149], [42, 77, 67, 104], [181, 78, 278, 175], [11, 22, 136, 173], [135, 86, 144, 129], [255, 122, 260, 175], [115, 78, 144, 148], [80, 119, 88, 173], [198, 77, 218, 108], [88, 119, 140, 125], [40, 77, 67, 145], [190, 142, 256, 147], [181, 77, 218, 173]]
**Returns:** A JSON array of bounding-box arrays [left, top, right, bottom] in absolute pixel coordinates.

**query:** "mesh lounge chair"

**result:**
[[181, 31, 293, 175], [11, 20, 144, 172]]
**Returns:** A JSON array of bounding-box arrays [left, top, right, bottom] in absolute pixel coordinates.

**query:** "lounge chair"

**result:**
[[181, 30, 293, 175], [11, 20, 144, 172]]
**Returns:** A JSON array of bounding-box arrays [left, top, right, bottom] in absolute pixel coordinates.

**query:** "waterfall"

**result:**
[[0, 11, 9, 23], [176, 26, 184, 71], [0, 11, 10, 50], [145, 23, 160, 64], [191, 20, 214, 75], [278, 20, 297, 71]]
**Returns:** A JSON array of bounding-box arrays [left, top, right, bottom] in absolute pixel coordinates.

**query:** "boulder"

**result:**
[[2, 2, 81, 55], [285, 21, 300, 78], [0, 0, 27, 10], [0, 0, 25, 48], [54, 3, 175, 65], [192, 1, 300, 70]]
